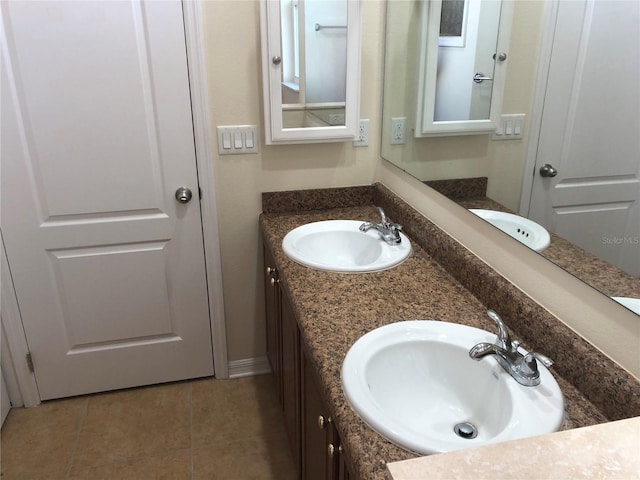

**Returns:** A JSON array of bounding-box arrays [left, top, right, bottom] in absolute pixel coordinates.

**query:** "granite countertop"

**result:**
[[261, 204, 616, 479]]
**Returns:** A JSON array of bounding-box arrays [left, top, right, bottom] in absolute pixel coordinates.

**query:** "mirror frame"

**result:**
[[415, 0, 513, 137], [260, 0, 361, 144]]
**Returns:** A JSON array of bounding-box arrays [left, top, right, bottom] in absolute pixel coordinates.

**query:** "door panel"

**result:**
[[1, 0, 214, 399], [51, 243, 174, 346], [528, 0, 640, 276]]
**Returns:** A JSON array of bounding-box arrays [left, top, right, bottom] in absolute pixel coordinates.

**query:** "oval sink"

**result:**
[[341, 321, 564, 455], [282, 220, 411, 273], [470, 209, 551, 252]]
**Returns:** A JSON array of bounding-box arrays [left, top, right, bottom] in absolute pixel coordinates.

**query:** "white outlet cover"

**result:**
[[353, 119, 369, 147], [390, 117, 406, 145]]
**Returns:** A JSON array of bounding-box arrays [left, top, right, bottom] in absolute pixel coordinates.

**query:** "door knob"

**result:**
[[175, 187, 193, 203], [473, 72, 493, 83], [539, 164, 558, 178]]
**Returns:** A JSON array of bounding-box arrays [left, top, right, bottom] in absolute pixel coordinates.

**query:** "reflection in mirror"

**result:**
[[439, 0, 465, 39], [381, 0, 640, 315], [434, 0, 500, 121], [260, 0, 360, 144], [414, 0, 511, 136], [280, 0, 347, 128]]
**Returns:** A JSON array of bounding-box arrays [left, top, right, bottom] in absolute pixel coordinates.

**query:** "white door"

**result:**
[[527, 0, 640, 276], [1, 0, 214, 400]]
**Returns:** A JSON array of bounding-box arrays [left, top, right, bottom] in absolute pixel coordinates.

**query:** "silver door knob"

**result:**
[[539, 164, 558, 178], [175, 187, 193, 203], [272, 55, 282, 65]]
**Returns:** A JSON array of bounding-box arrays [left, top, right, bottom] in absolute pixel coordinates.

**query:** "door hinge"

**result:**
[[199, 187, 203, 200], [26, 352, 34, 373]]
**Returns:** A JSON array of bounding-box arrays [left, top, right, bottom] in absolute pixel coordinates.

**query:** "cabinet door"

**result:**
[[281, 292, 301, 472], [263, 246, 282, 401], [302, 348, 337, 480], [338, 449, 352, 480]]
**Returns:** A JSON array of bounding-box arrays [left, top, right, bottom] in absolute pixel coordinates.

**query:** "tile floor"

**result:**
[[0, 375, 297, 480]]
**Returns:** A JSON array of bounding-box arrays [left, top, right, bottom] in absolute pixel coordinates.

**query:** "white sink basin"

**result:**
[[470, 209, 551, 252], [341, 321, 564, 455], [282, 220, 411, 273]]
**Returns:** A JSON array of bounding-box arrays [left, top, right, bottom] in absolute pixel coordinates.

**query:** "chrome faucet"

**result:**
[[468, 310, 554, 387], [359, 207, 403, 245]]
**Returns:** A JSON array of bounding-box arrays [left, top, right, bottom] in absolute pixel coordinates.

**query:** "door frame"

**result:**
[[0, 0, 228, 407], [519, 0, 557, 217]]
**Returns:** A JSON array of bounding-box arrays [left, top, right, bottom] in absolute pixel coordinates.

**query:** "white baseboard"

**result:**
[[227, 356, 272, 379]]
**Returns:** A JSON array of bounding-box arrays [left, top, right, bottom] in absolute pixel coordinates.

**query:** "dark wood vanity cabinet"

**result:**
[[264, 246, 282, 402], [263, 242, 353, 480], [264, 246, 300, 472], [301, 348, 352, 480]]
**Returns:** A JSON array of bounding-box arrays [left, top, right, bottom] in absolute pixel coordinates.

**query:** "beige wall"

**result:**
[[202, 1, 639, 379], [201, 0, 385, 362]]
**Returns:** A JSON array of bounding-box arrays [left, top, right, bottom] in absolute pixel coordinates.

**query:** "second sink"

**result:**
[[282, 220, 411, 273], [470, 209, 551, 252]]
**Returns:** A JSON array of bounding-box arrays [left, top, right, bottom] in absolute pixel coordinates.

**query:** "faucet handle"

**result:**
[[522, 354, 540, 377], [521, 352, 554, 378], [530, 352, 554, 368]]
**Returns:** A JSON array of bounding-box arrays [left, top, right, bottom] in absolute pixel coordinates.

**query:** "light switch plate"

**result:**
[[216, 125, 259, 155], [492, 114, 525, 141]]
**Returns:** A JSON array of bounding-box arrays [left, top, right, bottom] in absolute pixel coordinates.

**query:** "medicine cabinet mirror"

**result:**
[[260, 0, 361, 144], [415, 0, 513, 136]]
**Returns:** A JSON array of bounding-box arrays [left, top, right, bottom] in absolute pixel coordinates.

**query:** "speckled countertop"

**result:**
[[260, 184, 640, 480]]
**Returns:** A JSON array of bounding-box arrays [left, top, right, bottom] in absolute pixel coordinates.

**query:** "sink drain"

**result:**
[[453, 422, 478, 439]]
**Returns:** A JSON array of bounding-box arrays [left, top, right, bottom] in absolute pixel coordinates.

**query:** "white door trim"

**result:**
[[519, 0, 557, 217], [182, 1, 229, 379], [0, 1, 228, 405], [1, 234, 40, 407]]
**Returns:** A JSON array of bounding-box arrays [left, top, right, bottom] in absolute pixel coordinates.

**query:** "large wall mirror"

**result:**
[[260, 0, 361, 144], [381, 0, 640, 316]]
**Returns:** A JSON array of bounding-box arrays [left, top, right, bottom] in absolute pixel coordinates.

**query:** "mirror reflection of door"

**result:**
[[280, 0, 348, 128], [434, 0, 501, 122]]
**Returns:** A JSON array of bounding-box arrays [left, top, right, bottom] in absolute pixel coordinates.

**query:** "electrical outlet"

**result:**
[[353, 119, 369, 147], [390, 117, 406, 145]]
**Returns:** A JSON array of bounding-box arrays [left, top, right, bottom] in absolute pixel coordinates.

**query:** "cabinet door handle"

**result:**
[[328, 443, 335, 458], [317, 415, 332, 430]]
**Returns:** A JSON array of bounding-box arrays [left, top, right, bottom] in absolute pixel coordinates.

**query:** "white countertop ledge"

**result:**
[[386, 416, 640, 479]]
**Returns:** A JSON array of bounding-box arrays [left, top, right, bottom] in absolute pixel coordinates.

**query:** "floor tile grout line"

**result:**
[[64, 396, 90, 479]]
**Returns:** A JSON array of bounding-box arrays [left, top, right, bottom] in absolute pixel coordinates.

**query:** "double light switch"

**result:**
[[217, 125, 259, 155]]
